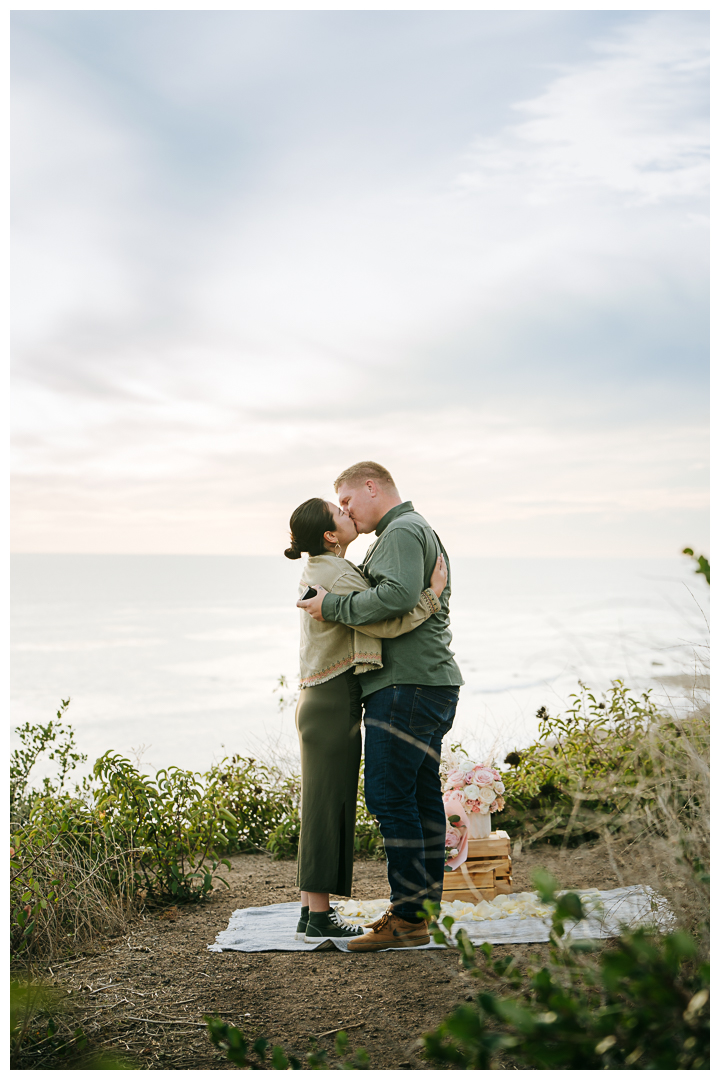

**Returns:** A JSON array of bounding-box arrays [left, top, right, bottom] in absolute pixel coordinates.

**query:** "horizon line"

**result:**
[[10, 551, 696, 560]]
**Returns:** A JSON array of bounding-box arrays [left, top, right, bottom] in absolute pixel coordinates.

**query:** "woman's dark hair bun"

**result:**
[[284, 498, 335, 559]]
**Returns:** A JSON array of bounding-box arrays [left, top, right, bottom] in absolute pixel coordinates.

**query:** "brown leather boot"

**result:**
[[347, 908, 430, 952]]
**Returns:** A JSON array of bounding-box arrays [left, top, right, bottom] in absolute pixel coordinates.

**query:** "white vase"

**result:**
[[468, 812, 491, 839]]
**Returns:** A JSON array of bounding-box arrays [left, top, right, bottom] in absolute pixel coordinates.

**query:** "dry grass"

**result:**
[[11, 828, 138, 964], [626, 708, 709, 954]]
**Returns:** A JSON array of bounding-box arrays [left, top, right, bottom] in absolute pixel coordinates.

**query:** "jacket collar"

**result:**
[[375, 501, 414, 536]]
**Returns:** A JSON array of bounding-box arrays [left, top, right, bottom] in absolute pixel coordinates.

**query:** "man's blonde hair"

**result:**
[[334, 461, 397, 492]]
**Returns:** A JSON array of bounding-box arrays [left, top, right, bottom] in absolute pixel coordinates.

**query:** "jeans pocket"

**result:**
[[409, 686, 459, 736]]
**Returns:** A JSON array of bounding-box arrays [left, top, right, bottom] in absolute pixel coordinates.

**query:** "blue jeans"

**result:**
[[362, 684, 460, 921]]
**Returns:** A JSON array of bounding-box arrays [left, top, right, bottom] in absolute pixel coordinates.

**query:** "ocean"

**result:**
[[10, 555, 709, 778]]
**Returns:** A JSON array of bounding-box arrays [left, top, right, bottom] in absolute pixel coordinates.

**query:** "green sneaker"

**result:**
[[295, 905, 309, 941], [304, 908, 364, 942]]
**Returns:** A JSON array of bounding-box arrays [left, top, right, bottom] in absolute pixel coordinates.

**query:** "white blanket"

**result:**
[[208, 885, 673, 953]]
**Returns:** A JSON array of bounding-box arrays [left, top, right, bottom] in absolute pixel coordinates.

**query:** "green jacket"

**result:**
[[296, 553, 441, 688], [321, 502, 464, 695]]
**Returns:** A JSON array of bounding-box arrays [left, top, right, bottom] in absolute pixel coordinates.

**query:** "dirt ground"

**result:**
[[29, 839, 669, 1070]]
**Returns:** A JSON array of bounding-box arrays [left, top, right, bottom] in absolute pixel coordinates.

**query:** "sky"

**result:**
[[11, 8, 709, 558]]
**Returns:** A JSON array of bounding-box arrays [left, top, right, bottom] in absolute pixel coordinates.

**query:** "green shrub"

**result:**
[[93, 752, 235, 902], [502, 680, 708, 847], [422, 872, 710, 1070], [10, 701, 135, 958], [13, 671, 707, 964], [9, 703, 384, 959], [9, 703, 385, 959], [204, 753, 302, 855], [205, 1016, 369, 1070]]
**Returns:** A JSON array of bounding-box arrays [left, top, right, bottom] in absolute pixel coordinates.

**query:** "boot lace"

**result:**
[[367, 909, 393, 933]]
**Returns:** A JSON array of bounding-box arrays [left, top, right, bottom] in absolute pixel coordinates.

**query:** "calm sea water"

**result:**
[[10, 555, 709, 777]]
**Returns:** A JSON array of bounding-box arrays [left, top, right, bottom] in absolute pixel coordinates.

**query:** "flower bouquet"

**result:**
[[442, 757, 505, 870]]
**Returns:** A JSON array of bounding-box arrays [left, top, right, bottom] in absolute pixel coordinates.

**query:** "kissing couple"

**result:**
[[285, 461, 463, 951]]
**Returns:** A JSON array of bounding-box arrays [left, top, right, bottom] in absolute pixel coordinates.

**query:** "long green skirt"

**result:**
[[295, 670, 362, 896]]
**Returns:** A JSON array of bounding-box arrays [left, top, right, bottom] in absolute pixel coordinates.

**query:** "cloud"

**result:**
[[10, 11, 708, 555], [458, 13, 708, 204]]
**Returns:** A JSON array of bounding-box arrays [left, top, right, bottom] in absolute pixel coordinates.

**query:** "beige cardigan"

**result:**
[[297, 553, 441, 688]]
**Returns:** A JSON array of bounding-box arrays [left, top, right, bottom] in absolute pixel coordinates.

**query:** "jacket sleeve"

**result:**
[[352, 589, 441, 638], [321, 527, 426, 625]]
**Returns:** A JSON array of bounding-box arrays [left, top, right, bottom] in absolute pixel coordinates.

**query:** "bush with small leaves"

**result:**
[[421, 872, 709, 1070], [93, 752, 234, 902], [205, 1017, 370, 1070], [501, 679, 708, 847], [204, 753, 302, 856]]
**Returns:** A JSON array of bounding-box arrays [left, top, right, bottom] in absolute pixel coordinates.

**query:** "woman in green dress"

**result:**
[[284, 497, 446, 942]]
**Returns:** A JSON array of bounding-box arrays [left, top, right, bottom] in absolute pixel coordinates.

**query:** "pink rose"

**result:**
[[445, 827, 462, 848], [474, 767, 496, 786], [489, 800, 498, 813], [446, 768, 467, 789], [464, 799, 482, 814], [493, 780, 505, 795]]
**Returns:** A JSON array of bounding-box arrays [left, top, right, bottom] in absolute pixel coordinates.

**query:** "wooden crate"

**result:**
[[442, 831, 513, 902]]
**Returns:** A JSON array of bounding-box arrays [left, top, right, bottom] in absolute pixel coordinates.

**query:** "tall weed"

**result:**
[[11, 794, 136, 960], [10, 699, 86, 827]]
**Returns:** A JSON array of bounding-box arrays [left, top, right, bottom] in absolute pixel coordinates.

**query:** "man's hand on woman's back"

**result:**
[[430, 555, 447, 599]]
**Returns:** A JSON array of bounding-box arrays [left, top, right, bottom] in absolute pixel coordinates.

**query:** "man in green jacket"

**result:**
[[297, 461, 463, 950]]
